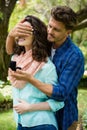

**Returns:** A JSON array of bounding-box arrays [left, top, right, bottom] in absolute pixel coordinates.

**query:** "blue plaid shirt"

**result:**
[[51, 36, 84, 130]]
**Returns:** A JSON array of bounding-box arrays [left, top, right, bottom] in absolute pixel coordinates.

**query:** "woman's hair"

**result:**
[[51, 6, 77, 30], [13, 15, 52, 62]]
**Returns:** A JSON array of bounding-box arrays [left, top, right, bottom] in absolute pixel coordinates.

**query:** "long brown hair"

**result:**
[[13, 15, 52, 62]]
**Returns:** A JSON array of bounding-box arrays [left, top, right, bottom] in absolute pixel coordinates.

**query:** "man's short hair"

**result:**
[[51, 6, 77, 30]]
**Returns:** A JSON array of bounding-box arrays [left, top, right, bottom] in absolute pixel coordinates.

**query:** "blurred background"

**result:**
[[0, 0, 87, 130]]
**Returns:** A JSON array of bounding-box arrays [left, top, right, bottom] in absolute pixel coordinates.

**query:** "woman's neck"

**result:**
[[25, 46, 32, 52]]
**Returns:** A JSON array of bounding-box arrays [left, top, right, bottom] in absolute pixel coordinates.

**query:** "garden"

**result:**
[[0, 80, 87, 130], [0, 0, 87, 130]]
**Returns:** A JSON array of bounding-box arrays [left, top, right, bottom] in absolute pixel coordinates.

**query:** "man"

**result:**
[[6, 6, 84, 130]]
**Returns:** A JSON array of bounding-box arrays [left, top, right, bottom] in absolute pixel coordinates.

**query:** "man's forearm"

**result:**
[[28, 76, 53, 97]]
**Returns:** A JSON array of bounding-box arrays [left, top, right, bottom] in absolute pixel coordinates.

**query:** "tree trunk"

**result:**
[[0, 0, 16, 81], [73, 5, 87, 31], [0, 21, 10, 81], [0, 0, 87, 81]]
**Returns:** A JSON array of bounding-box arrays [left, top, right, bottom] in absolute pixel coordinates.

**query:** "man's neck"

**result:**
[[53, 37, 67, 49]]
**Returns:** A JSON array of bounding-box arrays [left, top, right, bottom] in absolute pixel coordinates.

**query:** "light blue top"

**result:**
[[12, 58, 64, 129]]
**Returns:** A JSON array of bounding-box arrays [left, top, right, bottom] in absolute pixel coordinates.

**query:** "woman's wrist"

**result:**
[[8, 30, 15, 38], [27, 102, 51, 112], [8, 33, 14, 38], [27, 74, 34, 82], [8, 34, 14, 38]]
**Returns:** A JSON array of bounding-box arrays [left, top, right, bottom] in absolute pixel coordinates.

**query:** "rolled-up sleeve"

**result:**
[[46, 99, 64, 112], [51, 53, 84, 101]]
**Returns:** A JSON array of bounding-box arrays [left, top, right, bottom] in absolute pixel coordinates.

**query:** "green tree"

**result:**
[[0, 0, 16, 81], [0, 0, 87, 81]]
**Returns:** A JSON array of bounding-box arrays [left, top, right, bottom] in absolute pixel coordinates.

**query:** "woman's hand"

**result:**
[[9, 68, 33, 81], [6, 20, 33, 55], [8, 20, 33, 38], [13, 99, 51, 114], [13, 99, 30, 114]]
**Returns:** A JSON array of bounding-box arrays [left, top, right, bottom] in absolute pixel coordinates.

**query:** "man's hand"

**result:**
[[13, 99, 30, 114]]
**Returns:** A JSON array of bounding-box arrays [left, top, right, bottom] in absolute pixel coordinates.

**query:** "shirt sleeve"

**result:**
[[51, 52, 84, 101], [46, 99, 64, 112]]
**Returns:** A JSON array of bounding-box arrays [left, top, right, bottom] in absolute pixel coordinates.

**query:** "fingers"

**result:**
[[13, 105, 22, 114], [20, 19, 25, 23], [8, 68, 15, 75], [16, 23, 33, 36], [9, 20, 34, 38], [16, 69, 25, 74], [9, 71, 21, 79], [9, 69, 27, 80], [17, 99, 24, 103], [11, 22, 33, 38], [17, 99, 22, 103], [13, 100, 25, 114]]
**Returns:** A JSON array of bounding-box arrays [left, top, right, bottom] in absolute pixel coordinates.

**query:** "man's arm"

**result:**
[[29, 54, 84, 101], [10, 52, 84, 101]]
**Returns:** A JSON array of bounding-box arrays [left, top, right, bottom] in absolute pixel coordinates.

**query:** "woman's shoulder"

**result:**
[[42, 58, 56, 70]]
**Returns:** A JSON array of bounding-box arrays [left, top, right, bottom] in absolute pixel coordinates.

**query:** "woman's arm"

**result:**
[[6, 22, 33, 54], [13, 99, 51, 114], [13, 66, 64, 114], [6, 34, 15, 54], [13, 99, 64, 114]]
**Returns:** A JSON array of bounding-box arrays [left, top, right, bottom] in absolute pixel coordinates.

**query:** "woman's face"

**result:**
[[18, 21, 34, 49]]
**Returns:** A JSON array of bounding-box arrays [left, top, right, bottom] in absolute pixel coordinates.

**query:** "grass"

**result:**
[[78, 88, 87, 115], [78, 88, 87, 130], [0, 109, 16, 130], [0, 88, 87, 130]]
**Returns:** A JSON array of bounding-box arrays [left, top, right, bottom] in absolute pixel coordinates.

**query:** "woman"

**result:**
[[8, 15, 64, 130]]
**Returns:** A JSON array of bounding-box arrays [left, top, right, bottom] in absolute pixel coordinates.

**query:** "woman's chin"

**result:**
[[18, 42, 25, 46]]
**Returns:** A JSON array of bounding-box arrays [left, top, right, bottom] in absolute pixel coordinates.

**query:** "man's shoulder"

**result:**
[[70, 42, 84, 59], [66, 37, 83, 57]]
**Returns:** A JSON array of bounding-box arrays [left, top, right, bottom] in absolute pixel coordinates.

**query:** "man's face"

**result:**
[[47, 17, 71, 48]]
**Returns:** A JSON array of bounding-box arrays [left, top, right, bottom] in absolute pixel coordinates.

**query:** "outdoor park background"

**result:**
[[0, 0, 87, 130]]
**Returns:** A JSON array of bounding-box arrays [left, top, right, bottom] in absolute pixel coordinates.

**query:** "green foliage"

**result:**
[[9, 2, 48, 31], [8, 1, 87, 71], [79, 46, 87, 70], [0, 92, 4, 102], [78, 88, 87, 130], [0, 82, 12, 110], [73, 28, 87, 70], [0, 85, 12, 100], [82, 111, 87, 129], [78, 89, 87, 115], [0, 80, 5, 88], [0, 12, 3, 19], [0, 87, 87, 130], [0, 109, 16, 130]]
